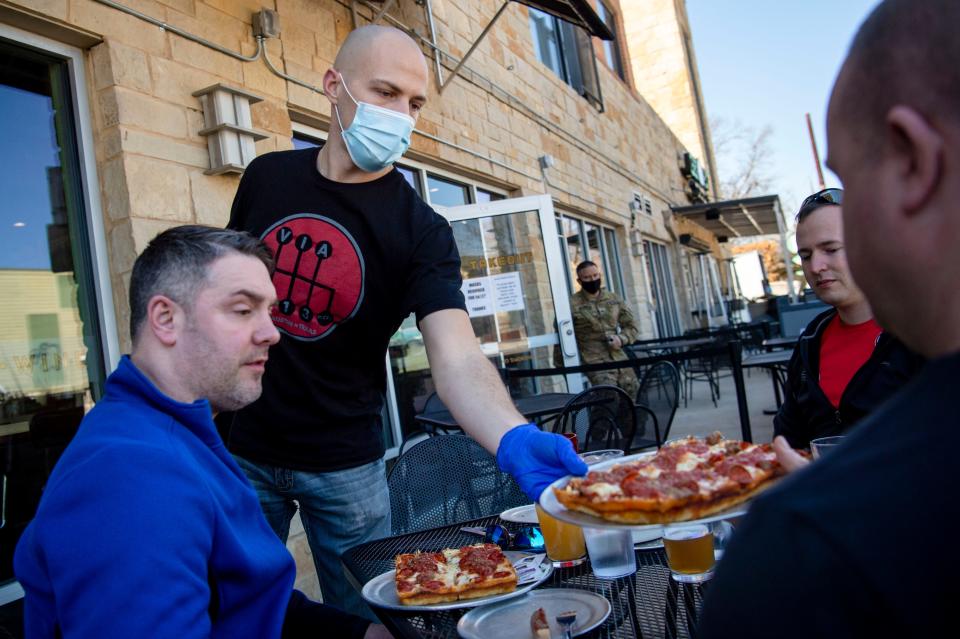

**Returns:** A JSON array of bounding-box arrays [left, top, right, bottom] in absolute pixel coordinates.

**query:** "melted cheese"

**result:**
[[583, 481, 624, 499], [675, 451, 703, 472], [696, 476, 730, 496], [637, 465, 662, 479]]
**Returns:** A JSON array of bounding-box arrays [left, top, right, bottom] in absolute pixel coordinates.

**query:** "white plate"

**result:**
[[361, 551, 553, 612], [538, 451, 749, 530], [457, 588, 610, 639], [499, 504, 538, 524]]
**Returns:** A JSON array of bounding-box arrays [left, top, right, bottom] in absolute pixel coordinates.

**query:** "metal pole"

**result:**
[[440, 1, 511, 92], [423, 0, 445, 88], [806, 113, 826, 189], [729, 340, 753, 442]]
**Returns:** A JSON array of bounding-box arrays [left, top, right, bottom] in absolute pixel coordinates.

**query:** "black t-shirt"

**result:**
[[219, 148, 465, 471], [698, 351, 960, 638]]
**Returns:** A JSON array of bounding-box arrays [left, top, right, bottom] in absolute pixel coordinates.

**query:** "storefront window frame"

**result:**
[[555, 212, 626, 299], [0, 22, 119, 605]]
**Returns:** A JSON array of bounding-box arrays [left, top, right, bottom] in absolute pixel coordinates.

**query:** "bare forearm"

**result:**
[[433, 350, 525, 454]]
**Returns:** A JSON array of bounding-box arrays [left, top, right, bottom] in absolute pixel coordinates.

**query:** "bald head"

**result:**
[[334, 25, 427, 78], [826, 0, 960, 357], [834, 0, 960, 153]]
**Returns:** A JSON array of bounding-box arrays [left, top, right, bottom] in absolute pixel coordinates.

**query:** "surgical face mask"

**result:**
[[580, 279, 602, 294], [334, 73, 415, 173]]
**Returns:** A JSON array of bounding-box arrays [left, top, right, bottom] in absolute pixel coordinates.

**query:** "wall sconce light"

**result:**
[[192, 83, 269, 175]]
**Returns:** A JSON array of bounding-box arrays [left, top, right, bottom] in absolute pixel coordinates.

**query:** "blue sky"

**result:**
[[0, 84, 59, 270], [686, 0, 880, 224]]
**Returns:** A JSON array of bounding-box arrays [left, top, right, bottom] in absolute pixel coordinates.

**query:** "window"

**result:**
[[0, 33, 112, 600], [528, 8, 603, 109], [643, 240, 682, 338], [632, 192, 653, 216], [426, 174, 469, 207], [595, 0, 625, 81], [557, 213, 625, 298]]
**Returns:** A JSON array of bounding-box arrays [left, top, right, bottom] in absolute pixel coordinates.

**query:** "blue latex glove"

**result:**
[[496, 424, 588, 501]]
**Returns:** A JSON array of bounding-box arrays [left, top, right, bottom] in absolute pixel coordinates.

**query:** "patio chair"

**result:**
[[682, 345, 721, 408], [552, 385, 638, 453], [387, 433, 527, 535], [631, 360, 680, 450], [417, 391, 461, 434]]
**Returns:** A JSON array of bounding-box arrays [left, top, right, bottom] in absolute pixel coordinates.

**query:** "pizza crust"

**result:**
[[556, 478, 778, 524]]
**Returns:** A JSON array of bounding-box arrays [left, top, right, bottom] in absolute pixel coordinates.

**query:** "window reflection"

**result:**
[[426, 174, 469, 207], [0, 41, 103, 587]]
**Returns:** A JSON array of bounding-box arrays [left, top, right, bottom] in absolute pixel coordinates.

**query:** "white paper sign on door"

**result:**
[[461, 272, 525, 318], [492, 272, 524, 312], [462, 277, 493, 317]]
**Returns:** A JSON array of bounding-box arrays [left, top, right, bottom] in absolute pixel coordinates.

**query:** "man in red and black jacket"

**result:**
[[773, 188, 924, 453]]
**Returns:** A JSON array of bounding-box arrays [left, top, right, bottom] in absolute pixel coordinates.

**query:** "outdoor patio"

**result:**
[[669, 365, 779, 444]]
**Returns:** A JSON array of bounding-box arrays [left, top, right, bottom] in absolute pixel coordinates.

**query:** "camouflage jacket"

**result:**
[[570, 289, 640, 363]]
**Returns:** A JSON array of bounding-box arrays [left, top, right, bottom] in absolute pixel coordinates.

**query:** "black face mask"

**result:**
[[580, 279, 602, 294]]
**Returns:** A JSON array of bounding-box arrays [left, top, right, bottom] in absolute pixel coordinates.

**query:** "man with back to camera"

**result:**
[[14, 226, 391, 638], [770, 188, 922, 470], [570, 260, 640, 398], [699, 1, 960, 636], [220, 24, 586, 616]]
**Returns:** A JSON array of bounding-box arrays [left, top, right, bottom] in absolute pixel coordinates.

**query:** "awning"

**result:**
[[512, 0, 615, 40], [673, 194, 799, 302], [671, 195, 787, 239]]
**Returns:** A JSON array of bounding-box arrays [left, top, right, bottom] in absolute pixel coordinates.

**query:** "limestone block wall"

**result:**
[[5, 0, 718, 349], [621, 0, 718, 196]]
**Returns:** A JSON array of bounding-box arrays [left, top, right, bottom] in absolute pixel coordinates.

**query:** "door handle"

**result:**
[[1, 473, 6, 529], [559, 319, 577, 359]]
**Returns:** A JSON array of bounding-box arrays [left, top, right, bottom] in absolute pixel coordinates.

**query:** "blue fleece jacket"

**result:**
[[14, 356, 369, 638]]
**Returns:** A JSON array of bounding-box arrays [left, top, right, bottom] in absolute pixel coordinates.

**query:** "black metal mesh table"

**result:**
[[342, 515, 706, 639]]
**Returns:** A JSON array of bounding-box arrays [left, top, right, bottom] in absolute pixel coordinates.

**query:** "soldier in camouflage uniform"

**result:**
[[570, 261, 640, 398]]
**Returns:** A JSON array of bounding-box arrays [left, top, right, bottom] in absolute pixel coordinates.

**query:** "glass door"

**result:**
[[0, 32, 112, 617], [385, 195, 583, 449]]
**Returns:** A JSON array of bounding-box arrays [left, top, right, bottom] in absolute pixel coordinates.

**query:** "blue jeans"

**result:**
[[235, 456, 391, 621]]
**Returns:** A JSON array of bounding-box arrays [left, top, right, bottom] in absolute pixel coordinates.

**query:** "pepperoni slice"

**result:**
[[422, 580, 445, 591], [725, 464, 753, 485], [397, 581, 415, 592], [493, 571, 512, 578]]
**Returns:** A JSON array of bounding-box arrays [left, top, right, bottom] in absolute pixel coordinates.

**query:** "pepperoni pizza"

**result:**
[[394, 543, 518, 605], [553, 432, 784, 524]]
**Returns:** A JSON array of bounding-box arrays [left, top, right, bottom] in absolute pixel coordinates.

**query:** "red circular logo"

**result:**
[[260, 214, 365, 341]]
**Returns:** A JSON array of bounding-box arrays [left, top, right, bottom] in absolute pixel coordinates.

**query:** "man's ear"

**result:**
[[144, 295, 181, 347], [322, 68, 340, 106], [886, 105, 943, 215]]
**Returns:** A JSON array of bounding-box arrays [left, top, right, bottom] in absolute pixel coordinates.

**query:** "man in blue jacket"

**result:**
[[14, 226, 389, 638]]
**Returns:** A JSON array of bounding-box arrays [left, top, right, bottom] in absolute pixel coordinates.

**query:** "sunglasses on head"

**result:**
[[484, 524, 545, 551], [796, 188, 843, 221]]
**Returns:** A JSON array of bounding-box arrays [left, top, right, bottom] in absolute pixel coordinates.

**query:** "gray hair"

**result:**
[[129, 225, 273, 343]]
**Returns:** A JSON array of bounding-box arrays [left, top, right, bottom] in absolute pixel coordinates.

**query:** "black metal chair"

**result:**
[[552, 385, 638, 453], [632, 361, 680, 450], [682, 343, 722, 408], [387, 433, 527, 535]]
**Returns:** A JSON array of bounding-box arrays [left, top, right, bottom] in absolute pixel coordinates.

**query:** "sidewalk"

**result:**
[[669, 366, 780, 444]]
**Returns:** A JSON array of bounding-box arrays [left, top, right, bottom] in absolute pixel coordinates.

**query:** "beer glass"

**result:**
[[662, 520, 732, 583], [535, 505, 587, 567]]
